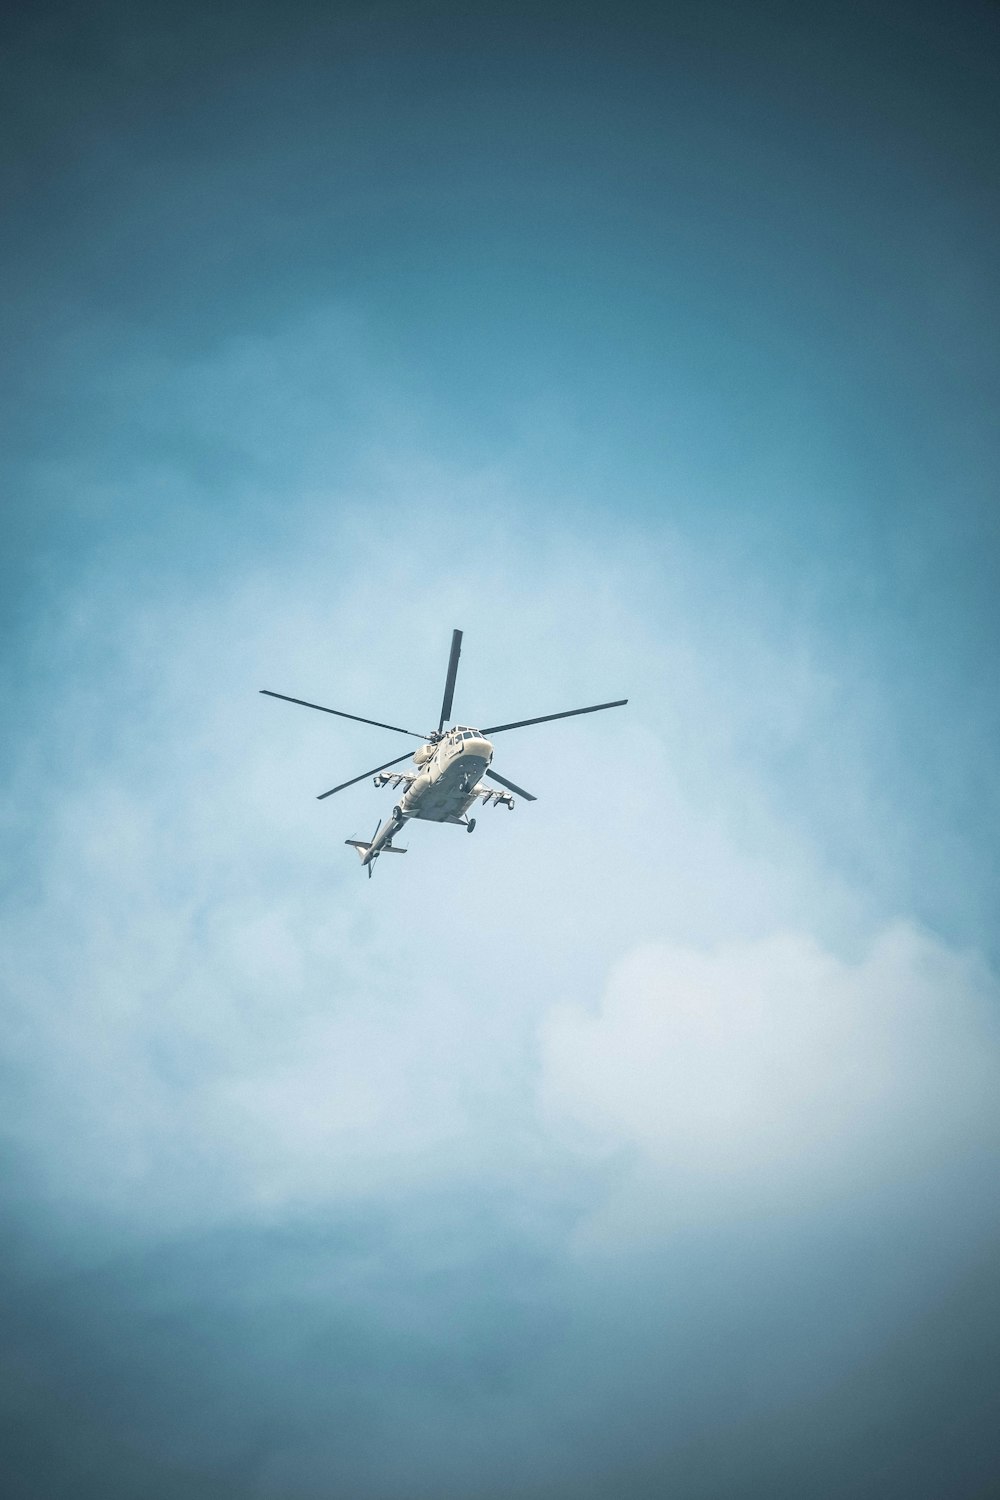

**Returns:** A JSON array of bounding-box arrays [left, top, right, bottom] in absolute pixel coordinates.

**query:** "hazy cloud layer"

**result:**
[[3, 2, 999, 1496], [3, 327, 999, 1499]]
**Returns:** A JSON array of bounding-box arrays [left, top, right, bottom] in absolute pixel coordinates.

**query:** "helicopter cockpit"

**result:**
[[445, 726, 492, 759]]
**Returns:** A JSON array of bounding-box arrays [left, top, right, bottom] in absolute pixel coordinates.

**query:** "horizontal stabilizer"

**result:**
[[344, 839, 406, 856]]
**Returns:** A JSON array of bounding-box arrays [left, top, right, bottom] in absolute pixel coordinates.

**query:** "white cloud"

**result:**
[[4, 387, 989, 1246], [539, 923, 1000, 1244]]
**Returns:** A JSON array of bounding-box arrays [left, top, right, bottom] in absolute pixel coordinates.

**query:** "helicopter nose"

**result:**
[[465, 736, 491, 761]]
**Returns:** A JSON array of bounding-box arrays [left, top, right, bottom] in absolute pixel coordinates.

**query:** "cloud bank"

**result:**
[[2, 3, 999, 1486], [542, 923, 1000, 1243]]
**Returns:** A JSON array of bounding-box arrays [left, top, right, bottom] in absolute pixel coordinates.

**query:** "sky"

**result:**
[[2, 1, 999, 1496]]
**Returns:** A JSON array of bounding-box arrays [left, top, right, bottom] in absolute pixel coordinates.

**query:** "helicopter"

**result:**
[[261, 628, 627, 876]]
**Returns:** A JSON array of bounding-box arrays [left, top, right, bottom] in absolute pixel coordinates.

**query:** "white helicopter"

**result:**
[[261, 629, 627, 876]]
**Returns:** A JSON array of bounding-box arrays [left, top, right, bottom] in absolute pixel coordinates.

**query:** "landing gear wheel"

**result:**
[[467, 818, 476, 833], [392, 804, 404, 827]]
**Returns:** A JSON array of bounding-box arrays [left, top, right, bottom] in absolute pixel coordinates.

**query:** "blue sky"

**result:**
[[2, 3, 999, 1496]]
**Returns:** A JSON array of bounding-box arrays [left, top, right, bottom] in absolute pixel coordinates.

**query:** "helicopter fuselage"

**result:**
[[402, 728, 494, 822], [354, 728, 501, 868]]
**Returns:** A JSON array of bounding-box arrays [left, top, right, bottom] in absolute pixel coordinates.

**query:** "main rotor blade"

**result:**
[[260, 690, 426, 739], [437, 628, 463, 734], [482, 698, 628, 735], [485, 768, 537, 802], [317, 749, 416, 800]]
